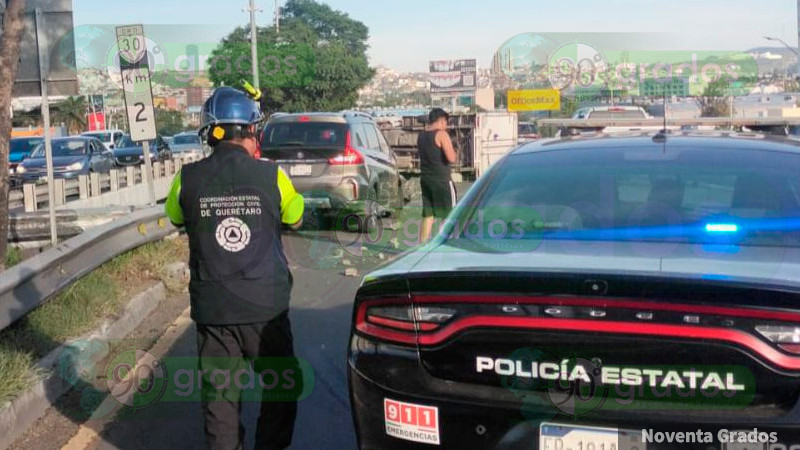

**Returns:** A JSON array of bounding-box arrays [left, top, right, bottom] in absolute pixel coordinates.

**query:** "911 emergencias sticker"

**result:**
[[384, 398, 440, 445]]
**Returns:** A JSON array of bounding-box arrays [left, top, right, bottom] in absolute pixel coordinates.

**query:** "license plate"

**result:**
[[38, 176, 48, 183], [540, 423, 646, 450], [290, 164, 313, 177]]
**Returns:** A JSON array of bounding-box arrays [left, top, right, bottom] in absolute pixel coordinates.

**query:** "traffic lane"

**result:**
[[95, 179, 473, 449], [92, 230, 364, 450], [287, 232, 362, 450]]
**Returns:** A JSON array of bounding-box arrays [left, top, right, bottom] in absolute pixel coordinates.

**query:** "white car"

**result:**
[[570, 106, 664, 133], [81, 130, 125, 151]]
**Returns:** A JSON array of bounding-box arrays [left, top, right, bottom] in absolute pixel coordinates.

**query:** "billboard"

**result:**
[[87, 112, 105, 130], [9, 0, 78, 97], [507, 89, 561, 111], [429, 59, 476, 94]]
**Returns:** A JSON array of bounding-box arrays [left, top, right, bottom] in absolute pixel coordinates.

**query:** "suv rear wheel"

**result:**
[[340, 187, 381, 234]]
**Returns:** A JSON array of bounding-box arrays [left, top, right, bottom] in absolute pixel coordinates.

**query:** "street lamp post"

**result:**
[[764, 36, 799, 91]]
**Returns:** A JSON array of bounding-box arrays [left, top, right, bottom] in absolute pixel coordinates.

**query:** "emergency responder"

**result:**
[[165, 86, 304, 450]]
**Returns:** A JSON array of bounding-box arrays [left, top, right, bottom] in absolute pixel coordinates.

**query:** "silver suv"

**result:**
[[261, 112, 404, 231]]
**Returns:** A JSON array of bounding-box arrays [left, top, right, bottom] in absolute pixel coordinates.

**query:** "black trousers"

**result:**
[[196, 312, 297, 450]]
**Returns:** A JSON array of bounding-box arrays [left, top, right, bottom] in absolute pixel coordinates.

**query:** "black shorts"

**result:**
[[421, 177, 457, 219]]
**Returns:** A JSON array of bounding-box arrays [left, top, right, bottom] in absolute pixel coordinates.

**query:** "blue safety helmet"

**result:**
[[199, 86, 264, 137]]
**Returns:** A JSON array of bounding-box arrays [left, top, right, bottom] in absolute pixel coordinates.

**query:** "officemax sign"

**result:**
[[507, 89, 561, 112]]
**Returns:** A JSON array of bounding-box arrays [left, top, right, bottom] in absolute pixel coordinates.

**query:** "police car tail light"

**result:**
[[328, 132, 364, 165], [413, 306, 456, 324], [361, 304, 456, 339], [366, 306, 415, 331], [755, 325, 800, 354]]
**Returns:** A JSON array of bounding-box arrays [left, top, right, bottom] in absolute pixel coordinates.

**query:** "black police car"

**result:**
[[348, 132, 800, 449]]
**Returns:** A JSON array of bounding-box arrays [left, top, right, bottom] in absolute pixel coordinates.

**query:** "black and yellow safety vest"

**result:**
[[165, 142, 303, 325]]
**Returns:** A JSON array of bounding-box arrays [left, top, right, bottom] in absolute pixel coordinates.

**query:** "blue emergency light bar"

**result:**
[[705, 223, 739, 233]]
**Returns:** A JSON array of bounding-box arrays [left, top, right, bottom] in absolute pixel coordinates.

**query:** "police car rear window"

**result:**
[[456, 145, 800, 247]]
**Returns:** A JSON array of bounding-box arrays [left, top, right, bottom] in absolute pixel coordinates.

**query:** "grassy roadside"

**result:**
[[0, 236, 189, 406]]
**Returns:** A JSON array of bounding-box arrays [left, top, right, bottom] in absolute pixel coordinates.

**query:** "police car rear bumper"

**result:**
[[350, 339, 800, 450]]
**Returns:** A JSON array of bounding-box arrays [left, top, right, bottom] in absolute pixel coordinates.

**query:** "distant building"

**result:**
[[640, 78, 690, 98], [186, 87, 212, 108]]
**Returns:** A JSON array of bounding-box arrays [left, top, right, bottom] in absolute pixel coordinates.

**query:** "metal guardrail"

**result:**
[[0, 205, 175, 332], [9, 155, 202, 212]]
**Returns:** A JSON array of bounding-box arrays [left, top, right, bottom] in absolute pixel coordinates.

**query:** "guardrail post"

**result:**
[[164, 160, 173, 176], [54, 179, 66, 206], [78, 175, 89, 199], [110, 169, 120, 191], [22, 183, 37, 212], [175, 158, 183, 172], [126, 166, 135, 187], [90, 173, 101, 197], [152, 162, 163, 180]]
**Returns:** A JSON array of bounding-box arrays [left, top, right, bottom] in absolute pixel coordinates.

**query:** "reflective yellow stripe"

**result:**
[[165, 171, 184, 226], [277, 168, 304, 225]]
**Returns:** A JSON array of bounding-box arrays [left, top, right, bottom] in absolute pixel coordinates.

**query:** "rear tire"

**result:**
[[339, 188, 381, 234], [360, 197, 381, 233]]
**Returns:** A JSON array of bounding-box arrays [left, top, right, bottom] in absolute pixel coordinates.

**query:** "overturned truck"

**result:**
[[381, 112, 519, 182]]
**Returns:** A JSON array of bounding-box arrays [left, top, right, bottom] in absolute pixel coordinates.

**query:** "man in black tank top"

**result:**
[[418, 108, 458, 241]]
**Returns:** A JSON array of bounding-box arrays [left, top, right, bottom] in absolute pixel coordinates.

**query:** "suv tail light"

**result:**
[[328, 131, 364, 165]]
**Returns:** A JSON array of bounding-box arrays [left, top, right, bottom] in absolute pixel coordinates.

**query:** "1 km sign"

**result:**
[[116, 25, 157, 142]]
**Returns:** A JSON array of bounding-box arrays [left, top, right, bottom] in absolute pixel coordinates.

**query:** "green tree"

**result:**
[[209, 0, 374, 112], [698, 79, 733, 118], [494, 89, 508, 109], [155, 108, 185, 136], [52, 96, 87, 134]]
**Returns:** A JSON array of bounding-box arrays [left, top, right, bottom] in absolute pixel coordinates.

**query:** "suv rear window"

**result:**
[[455, 145, 800, 248], [262, 122, 347, 149]]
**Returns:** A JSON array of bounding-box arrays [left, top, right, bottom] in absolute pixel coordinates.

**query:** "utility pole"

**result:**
[[275, 0, 281, 35], [246, 0, 260, 88]]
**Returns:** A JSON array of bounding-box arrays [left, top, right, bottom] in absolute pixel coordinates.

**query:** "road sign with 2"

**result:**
[[115, 25, 157, 142]]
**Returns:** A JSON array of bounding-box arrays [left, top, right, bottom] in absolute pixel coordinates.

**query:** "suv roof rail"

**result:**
[[341, 110, 374, 121]]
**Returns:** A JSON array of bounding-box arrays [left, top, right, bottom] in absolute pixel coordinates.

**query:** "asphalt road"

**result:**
[[13, 181, 472, 450], [92, 228, 371, 450]]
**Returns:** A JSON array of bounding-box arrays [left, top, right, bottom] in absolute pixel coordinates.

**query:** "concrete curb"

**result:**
[[0, 281, 170, 450]]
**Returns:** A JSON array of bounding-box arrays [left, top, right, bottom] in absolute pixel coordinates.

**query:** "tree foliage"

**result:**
[[155, 108, 185, 136], [51, 96, 87, 134], [698, 79, 733, 118], [209, 0, 374, 112]]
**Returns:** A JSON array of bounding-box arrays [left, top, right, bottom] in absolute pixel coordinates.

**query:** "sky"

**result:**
[[73, 0, 799, 72]]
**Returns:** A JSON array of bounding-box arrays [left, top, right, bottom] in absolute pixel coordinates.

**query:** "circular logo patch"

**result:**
[[104, 348, 168, 410], [216, 217, 252, 252]]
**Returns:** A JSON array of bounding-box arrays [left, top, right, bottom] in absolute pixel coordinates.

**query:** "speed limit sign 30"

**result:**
[[115, 25, 157, 142]]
